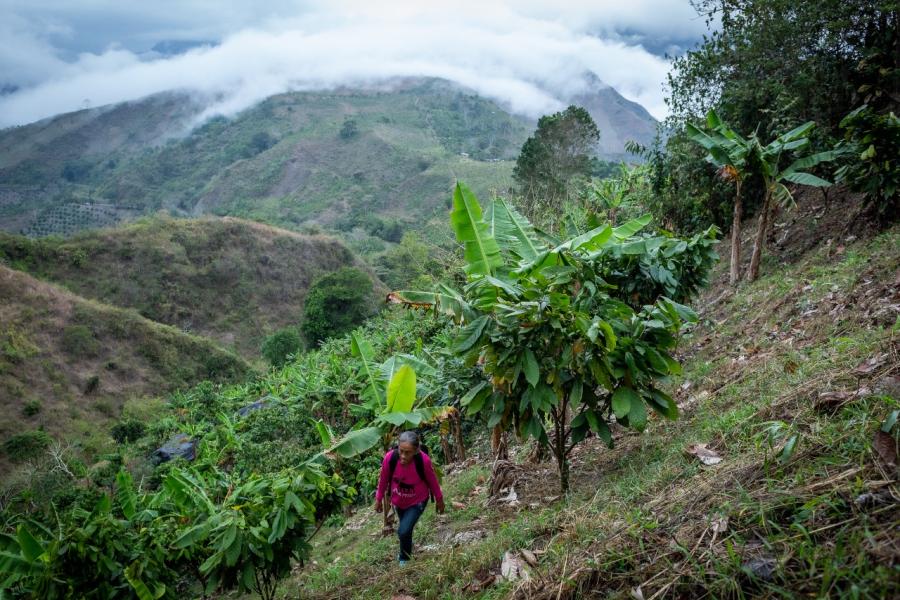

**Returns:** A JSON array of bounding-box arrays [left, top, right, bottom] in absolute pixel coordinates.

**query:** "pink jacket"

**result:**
[[375, 450, 443, 509]]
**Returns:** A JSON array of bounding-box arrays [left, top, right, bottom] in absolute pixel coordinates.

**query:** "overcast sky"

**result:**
[[0, 1, 711, 128]]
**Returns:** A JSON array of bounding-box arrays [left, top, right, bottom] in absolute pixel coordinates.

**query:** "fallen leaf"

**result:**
[[500, 551, 530, 581], [686, 443, 723, 466], [520, 548, 539, 568], [711, 516, 729, 533], [853, 355, 888, 377], [873, 430, 897, 468], [391, 595, 417, 600], [630, 586, 645, 600], [451, 501, 466, 510]]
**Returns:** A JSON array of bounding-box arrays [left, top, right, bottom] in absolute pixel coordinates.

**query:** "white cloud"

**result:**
[[0, 1, 707, 127]]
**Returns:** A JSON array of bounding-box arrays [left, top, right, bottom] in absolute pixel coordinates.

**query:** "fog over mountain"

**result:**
[[0, 1, 709, 127]]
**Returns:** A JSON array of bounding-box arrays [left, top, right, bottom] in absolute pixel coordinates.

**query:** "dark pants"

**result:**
[[395, 500, 427, 560]]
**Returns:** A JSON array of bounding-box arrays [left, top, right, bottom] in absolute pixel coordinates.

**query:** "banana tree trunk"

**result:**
[[747, 191, 772, 282], [729, 181, 743, 285], [453, 411, 466, 461]]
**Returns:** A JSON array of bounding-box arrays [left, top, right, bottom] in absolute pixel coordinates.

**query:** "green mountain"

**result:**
[[0, 215, 383, 360], [0, 78, 656, 239]]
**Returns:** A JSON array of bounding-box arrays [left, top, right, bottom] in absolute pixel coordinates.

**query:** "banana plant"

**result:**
[[322, 333, 455, 460], [745, 121, 838, 281], [687, 110, 753, 284]]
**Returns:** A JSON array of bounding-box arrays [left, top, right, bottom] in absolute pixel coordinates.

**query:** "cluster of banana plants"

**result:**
[[1, 464, 352, 600], [392, 183, 718, 493], [318, 332, 456, 460]]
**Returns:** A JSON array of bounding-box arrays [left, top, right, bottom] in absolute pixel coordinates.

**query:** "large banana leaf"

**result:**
[[327, 427, 382, 459], [612, 214, 653, 239], [490, 196, 544, 262], [386, 364, 416, 413], [351, 332, 384, 407], [450, 182, 503, 277]]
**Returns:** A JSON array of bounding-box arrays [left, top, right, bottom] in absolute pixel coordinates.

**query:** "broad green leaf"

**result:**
[[351, 332, 383, 407], [612, 387, 639, 419], [460, 381, 489, 407], [174, 523, 209, 548], [552, 224, 612, 254], [612, 214, 652, 239], [649, 388, 679, 420], [628, 396, 647, 431], [386, 364, 416, 413], [585, 411, 613, 448], [491, 195, 543, 261], [523, 349, 540, 387], [781, 171, 832, 187], [569, 380, 583, 407], [453, 315, 490, 353], [15, 526, 42, 562], [778, 435, 799, 464], [376, 411, 424, 427], [450, 182, 503, 277], [116, 469, 137, 520], [327, 427, 382, 459], [313, 419, 333, 446]]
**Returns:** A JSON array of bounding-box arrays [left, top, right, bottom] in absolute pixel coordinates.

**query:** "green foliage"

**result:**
[[513, 105, 600, 224], [3, 430, 52, 463], [667, 0, 897, 140], [395, 183, 714, 493], [834, 106, 900, 222], [111, 419, 146, 444], [261, 327, 303, 367], [301, 267, 377, 346], [22, 399, 42, 417]]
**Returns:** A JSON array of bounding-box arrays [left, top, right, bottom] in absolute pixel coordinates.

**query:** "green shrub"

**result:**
[[22, 399, 41, 416], [3, 429, 51, 462], [261, 327, 303, 367], [835, 106, 900, 222], [301, 267, 377, 346], [61, 325, 100, 356], [111, 419, 146, 444]]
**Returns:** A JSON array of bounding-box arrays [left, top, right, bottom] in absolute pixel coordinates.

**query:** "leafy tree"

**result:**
[[667, 0, 897, 139], [686, 110, 754, 284], [301, 267, 377, 346], [834, 106, 900, 222], [513, 106, 599, 225], [260, 327, 302, 367], [392, 184, 716, 493]]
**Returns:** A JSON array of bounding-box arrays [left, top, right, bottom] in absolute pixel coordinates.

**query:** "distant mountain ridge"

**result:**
[[0, 77, 656, 238]]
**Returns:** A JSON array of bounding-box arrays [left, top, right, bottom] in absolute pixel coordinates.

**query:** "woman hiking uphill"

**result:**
[[374, 431, 445, 565]]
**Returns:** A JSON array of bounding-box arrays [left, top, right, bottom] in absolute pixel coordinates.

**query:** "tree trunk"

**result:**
[[551, 404, 570, 494], [453, 411, 466, 461], [491, 425, 508, 460], [729, 181, 743, 285], [440, 432, 452, 465], [747, 192, 772, 282]]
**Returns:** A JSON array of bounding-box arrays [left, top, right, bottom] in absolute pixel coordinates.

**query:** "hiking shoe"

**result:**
[[399, 559, 409, 567]]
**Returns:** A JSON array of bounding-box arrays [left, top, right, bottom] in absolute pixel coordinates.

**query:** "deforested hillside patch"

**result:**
[[0, 265, 250, 475], [0, 215, 384, 359]]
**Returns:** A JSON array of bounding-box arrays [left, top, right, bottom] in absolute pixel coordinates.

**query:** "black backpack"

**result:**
[[386, 443, 434, 502]]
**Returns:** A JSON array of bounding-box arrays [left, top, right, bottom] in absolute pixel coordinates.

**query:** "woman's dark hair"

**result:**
[[398, 431, 420, 447]]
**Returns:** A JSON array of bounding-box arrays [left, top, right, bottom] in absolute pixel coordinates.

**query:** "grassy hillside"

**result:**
[[290, 199, 899, 599], [0, 264, 250, 475], [0, 215, 383, 360]]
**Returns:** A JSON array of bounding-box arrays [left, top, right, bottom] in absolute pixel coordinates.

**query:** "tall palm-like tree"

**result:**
[[687, 111, 752, 285]]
